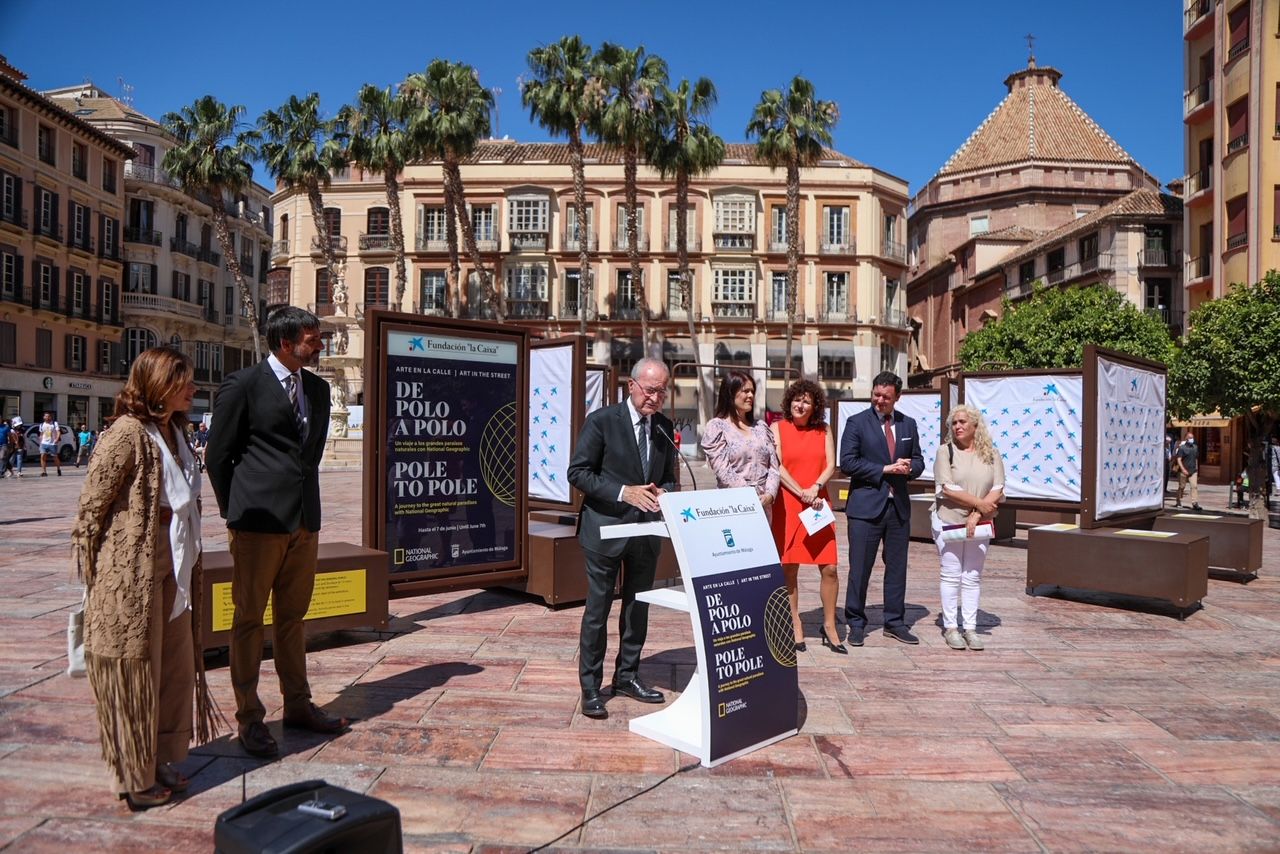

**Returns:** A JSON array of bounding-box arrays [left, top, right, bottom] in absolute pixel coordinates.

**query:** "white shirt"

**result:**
[[618, 399, 651, 497], [267, 353, 308, 427]]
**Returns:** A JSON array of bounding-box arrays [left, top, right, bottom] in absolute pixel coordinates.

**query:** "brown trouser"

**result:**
[[228, 527, 319, 728]]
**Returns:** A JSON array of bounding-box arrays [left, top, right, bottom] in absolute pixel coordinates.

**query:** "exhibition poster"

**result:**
[[894, 392, 943, 482], [527, 343, 573, 504], [1094, 356, 1166, 519]]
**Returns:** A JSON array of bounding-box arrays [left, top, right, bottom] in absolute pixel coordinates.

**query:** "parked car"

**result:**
[[24, 424, 76, 462]]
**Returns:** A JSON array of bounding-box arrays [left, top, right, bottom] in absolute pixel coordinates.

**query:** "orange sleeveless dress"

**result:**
[[771, 420, 838, 564]]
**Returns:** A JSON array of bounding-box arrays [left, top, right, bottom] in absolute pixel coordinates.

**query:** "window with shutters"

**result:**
[[1, 251, 16, 299], [471, 204, 496, 242], [72, 203, 88, 248], [823, 206, 850, 247], [99, 279, 115, 322], [37, 262, 53, 308], [1, 172, 17, 223], [125, 328, 157, 364], [323, 207, 341, 236], [614, 204, 645, 247], [420, 206, 447, 243], [366, 207, 389, 235], [566, 204, 594, 244], [0, 321, 14, 364], [172, 271, 191, 302], [770, 206, 787, 247], [825, 271, 849, 317], [35, 328, 52, 368], [103, 218, 116, 256], [38, 188, 55, 235], [315, 268, 330, 307], [364, 266, 389, 308], [419, 270, 446, 313], [1019, 259, 1036, 285], [72, 143, 87, 180], [0, 105, 14, 147], [102, 157, 116, 193], [1226, 195, 1248, 249], [70, 271, 86, 316], [127, 262, 153, 294], [67, 334, 86, 372], [98, 340, 113, 373], [37, 125, 55, 165]]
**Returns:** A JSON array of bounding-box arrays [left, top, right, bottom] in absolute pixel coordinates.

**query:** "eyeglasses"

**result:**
[[632, 381, 667, 399]]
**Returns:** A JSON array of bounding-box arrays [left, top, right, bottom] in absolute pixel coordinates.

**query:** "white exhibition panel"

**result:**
[[584, 368, 605, 415], [527, 344, 573, 503], [965, 374, 1083, 502], [894, 392, 943, 482], [1094, 357, 1167, 519], [833, 399, 866, 454]]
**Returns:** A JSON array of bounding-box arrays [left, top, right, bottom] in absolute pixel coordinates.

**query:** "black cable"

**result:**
[[658, 426, 699, 491], [526, 759, 702, 853]]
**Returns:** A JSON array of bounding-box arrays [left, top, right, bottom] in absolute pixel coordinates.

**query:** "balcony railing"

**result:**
[[236, 257, 255, 277], [68, 234, 95, 255], [1227, 36, 1250, 63], [711, 302, 754, 319], [1184, 167, 1212, 198], [1138, 248, 1176, 268], [1184, 0, 1212, 32], [125, 226, 161, 246], [713, 232, 755, 251], [197, 248, 221, 267], [882, 238, 907, 261], [665, 234, 702, 252], [35, 221, 64, 242], [820, 240, 856, 255], [170, 237, 198, 257], [124, 162, 180, 189], [1227, 133, 1248, 155], [310, 234, 348, 254], [505, 299, 549, 319], [510, 230, 548, 251], [99, 242, 121, 262], [271, 239, 290, 259], [0, 207, 27, 229], [416, 235, 448, 252], [612, 232, 649, 252], [881, 306, 909, 327], [611, 300, 641, 320], [560, 300, 581, 319], [359, 232, 394, 252], [1044, 253, 1114, 285], [1227, 231, 1248, 250], [821, 301, 852, 323], [121, 291, 209, 321], [1185, 254, 1210, 282], [1183, 80, 1212, 117], [562, 231, 597, 252]]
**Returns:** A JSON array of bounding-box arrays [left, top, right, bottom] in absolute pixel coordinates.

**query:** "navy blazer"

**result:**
[[839, 406, 925, 520], [205, 359, 330, 533], [566, 402, 678, 557]]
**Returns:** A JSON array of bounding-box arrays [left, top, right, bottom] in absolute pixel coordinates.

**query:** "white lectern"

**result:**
[[601, 487, 799, 767]]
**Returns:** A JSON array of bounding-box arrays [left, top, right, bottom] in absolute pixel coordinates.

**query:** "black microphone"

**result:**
[[658, 425, 699, 491]]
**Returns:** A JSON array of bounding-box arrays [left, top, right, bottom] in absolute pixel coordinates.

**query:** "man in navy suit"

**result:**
[[567, 357, 679, 720], [840, 371, 925, 646], [206, 307, 348, 758]]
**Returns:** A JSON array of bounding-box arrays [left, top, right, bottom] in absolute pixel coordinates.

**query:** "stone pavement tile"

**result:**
[[996, 782, 1280, 852], [1134, 705, 1280, 741], [511, 660, 582, 694], [1231, 785, 1280, 824], [473, 634, 579, 660], [482, 728, 675, 774], [162, 760, 386, 827], [899, 647, 1051, 673], [372, 765, 591, 848], [1124, 739, 1280, 785], [5, 818, 212, 851], [313, 722, 496, 768], [6, 669, 95, 705], [783, 779, 1038, 852], [422, 689, 578, 729], [582, 775, 793, 850], [354, 656, 522, 692], [991, 738, 1164, 783], [796, 696, 855, 736], [829, 644, 919, 671], [0, 699, 100, 743], [700, 734, 827, 778], [1027, 648, 1201, 673], [0, 666, 63, 699], [323, 683, 444, 725], [815, 735, 1021, 782], [791, 664, 853, 698], [1175, 672, 1280, 707], [1011, 675, 1218, 707], [841, 700, 1005, 737], [847, 670, 1042, 704], [375, 631, 488, 656], [0, 815, 43, 847], [0, 742, 125, 818], [982, 703, 1173, 740]]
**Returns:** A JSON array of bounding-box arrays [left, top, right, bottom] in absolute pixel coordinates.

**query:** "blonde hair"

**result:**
[[944, 404, 996, 465]]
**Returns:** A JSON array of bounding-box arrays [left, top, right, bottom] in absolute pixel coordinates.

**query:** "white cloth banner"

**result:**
[[1095, 357, 1166, 519], [894, 392, 942, 482], [528, 344, 574, 503], [834, 399, 865, 455], [965, 374, 1083, 502], [584, 368, 605, 416]]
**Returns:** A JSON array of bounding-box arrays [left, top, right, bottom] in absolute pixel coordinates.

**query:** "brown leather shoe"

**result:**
[[238, 721, 278, 758], [282, 702, 351, 734]]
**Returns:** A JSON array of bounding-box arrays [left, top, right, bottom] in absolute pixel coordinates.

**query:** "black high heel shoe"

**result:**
[[820, 628, 848, 654], [794, 640, 807, 652]]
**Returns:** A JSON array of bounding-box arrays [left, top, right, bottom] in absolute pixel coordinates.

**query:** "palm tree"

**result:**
[[593, 43, 667, 351], [340, 85, 413, 311], [161, 96, 263, 361], [651, 77, 724, 431], [746, 76, 838, 374], [402, 60, 496, 318], [257, 93, 348, 314], [522, 36, 600, 335]]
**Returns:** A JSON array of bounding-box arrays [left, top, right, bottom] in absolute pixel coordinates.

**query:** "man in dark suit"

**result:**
[[840, 371, 925, 646], [205, 307, 347, 758], [567, 357, 679, 720]]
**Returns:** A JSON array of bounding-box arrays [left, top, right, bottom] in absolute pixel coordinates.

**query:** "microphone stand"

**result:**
[[659, 426, 699, 491]]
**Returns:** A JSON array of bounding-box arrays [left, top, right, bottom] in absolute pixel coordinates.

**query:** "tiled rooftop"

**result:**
[[453, 141, 867, 169]]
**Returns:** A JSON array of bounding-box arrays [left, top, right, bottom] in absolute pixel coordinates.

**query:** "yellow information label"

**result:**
[[838, 489, 848, 501], [211, 569, 368, 632], [1115, 529, 1177, 538], [1035, 523, 1079, 531]]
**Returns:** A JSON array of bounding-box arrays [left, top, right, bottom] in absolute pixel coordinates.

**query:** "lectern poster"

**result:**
[[661, 488, 798, 764], [383, 330, 519, 574], [1094, 356, 1166, 519]]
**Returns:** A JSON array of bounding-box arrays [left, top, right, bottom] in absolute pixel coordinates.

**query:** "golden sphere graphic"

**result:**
[[763, 586, 798, 668], [480, 401, 519, 507]]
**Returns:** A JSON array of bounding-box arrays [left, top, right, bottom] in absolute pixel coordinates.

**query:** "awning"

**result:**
[[1170, 411, 1232, 428]]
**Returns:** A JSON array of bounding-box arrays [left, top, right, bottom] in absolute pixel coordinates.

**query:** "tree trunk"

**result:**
[[569, 125, 591, 336], [442, 165, 461, 317], [212, 200, 261, 362], [447, 155, 499, 320], [1246, 412, 1277, 520], [384, 162, 407, 312], [784, 158, 800, 379], [306, 185, 344, 315], [625, 144, 648, 351]]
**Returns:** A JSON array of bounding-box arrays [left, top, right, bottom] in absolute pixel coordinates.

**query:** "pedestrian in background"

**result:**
[[76, 423, 92, 467], [0, 418, 10, 478], [38, 412, 62, 477], [8, 418, 24, 477], [1175, 431, 1200, 510]]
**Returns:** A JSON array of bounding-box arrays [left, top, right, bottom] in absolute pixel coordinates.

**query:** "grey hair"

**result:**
[[631, 357, 669, 381]]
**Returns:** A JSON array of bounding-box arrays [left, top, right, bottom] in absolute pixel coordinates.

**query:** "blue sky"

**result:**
[[3, 0, 1182, 193]]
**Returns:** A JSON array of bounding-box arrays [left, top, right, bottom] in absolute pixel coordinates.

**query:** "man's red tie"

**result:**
[[883, 414, 895, 458]]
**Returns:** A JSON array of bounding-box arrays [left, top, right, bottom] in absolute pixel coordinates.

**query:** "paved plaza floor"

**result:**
[[0, 463, 1277, 852]]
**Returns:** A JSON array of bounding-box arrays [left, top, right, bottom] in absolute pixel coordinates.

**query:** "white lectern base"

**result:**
[[629, 676, 706, 759]]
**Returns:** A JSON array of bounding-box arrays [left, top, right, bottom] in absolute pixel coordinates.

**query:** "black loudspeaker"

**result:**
[[214, 779, 402, 854]]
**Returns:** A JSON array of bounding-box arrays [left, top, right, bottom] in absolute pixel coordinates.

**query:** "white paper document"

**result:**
[[799, 499, 836, 535]]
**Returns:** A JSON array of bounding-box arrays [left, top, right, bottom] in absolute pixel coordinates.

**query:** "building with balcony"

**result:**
[[0, 57, 136, 429], [42, 83, 272, 418], [906, 55, 1163, 385], [269, 141, 911, 418]]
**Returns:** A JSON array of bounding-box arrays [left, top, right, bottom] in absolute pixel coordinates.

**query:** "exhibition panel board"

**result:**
[[527, 337, 589, 511], [831, 380, 951, 493], [363, 311, 529, 597]]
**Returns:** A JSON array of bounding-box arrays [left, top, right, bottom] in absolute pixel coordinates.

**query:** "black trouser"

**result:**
[[844, 502, 910, 631], [578, 538, 657, 692]]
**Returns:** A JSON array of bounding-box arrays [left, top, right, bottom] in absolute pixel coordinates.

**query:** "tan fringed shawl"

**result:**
[[70, 415, 226, 787]]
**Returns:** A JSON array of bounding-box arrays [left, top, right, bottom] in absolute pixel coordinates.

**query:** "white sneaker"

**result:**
[[963, 630, 985, 651], [943, 628, 966, 650]]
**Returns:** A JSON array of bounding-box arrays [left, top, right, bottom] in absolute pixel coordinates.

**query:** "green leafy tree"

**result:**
[[593, 43, 668, 350], [746, 76, 838, 375], [958, 284, 1175, 371], [522, 36, 600, 335], [1169, 272, 1280, 515], [161, 96, 262, 360], [340, 85, 413, 311], [257, 93, 348, 313], [652, 76, 724, 430]]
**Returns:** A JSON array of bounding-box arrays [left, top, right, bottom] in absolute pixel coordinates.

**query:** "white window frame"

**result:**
[[770, 207, 787, 245], [419, 269, 447, 311], [615, 269, 640, 308], [103, 218, 116, 253], [712, 267, 756, 303], [69, 334, 86, 371], [125, 327, 157, 362], [504, 264, 548, 301], [566, 204, 594, 240], [825, 271, 848, 312], [615, 204, 645, 240], [824, 206, 849, 246], [771, 271, 788, 312], [128, 262, 151, 293], [1, 174, 15, 218], [100, 280, 114, 317], [73, 203, 86, 245], [1, 252, 14, 297], [713, 196, 755, 233], [508, 198, 548, 233], [38, 263, 52, 304], [98, 340, 112, 373], [667, 205, 695, 242], [970, 215, 990, 236], [422, 206, 448, 241], [71, 271, 85, 313], [471, 204, 497, 241], [39, 188, 54, 231]]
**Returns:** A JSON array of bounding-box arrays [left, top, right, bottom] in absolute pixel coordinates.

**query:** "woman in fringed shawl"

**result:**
[[71, 346, 225, 809]]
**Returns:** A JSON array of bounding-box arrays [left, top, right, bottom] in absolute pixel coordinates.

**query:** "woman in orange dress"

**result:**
[[770, 380, 843, 653]]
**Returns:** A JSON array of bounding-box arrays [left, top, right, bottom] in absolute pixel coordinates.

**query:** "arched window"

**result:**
[[125, 327, 158, 365]]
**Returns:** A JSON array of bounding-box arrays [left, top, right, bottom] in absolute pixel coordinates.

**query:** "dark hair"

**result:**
[[871, 371, 902, 394], [112, 346, 194, 429], [714, 369, 756, 426], [781, 379, 827, 429], [266, 306, 321, 352]]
